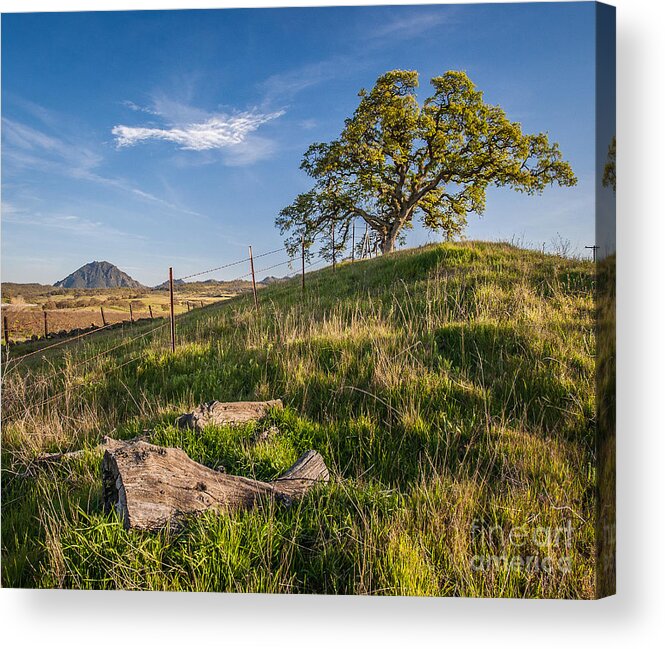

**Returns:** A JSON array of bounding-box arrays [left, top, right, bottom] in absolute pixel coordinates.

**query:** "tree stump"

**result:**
[[102, 439, 329, 530], [176, 399, 283, 430]]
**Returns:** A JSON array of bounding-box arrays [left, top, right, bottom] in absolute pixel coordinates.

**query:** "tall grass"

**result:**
[[1, 241, 596, 597]]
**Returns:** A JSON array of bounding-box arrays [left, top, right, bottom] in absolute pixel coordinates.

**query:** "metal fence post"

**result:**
[[43, 310, 49, 338]]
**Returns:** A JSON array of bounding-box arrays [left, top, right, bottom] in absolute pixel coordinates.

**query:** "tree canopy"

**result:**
[[277, 69, 577, 257]]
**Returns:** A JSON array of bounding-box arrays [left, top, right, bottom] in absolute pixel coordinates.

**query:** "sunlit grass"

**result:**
[[1, 241, 596, 597]]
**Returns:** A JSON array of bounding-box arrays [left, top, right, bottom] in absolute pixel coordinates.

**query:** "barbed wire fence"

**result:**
[[1, 238, 358, 416], [164, 242, 344, 353], [1, 228, 384, 355], [0, 229, 599, 426]]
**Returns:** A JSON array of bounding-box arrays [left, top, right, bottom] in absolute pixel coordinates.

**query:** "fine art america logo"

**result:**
[[470, 519, 575, 574]]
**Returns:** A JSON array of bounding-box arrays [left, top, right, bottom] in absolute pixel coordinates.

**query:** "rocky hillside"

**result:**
[[54, 261, 143, 289]]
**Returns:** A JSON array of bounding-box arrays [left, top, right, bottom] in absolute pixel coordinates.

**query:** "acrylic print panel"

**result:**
[[1, 2, 615, 599]]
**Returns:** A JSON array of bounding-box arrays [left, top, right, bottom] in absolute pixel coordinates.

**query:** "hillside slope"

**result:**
[[1, 241, 596, 597], [54, 261, 143, 289]]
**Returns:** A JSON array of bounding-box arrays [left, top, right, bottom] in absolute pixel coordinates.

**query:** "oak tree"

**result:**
[[277, 70, 577, 257]]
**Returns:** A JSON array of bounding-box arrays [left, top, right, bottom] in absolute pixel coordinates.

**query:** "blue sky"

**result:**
[[2, 3, 601, 285]]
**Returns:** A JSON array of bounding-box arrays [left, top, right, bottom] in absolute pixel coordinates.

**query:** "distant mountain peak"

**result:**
[[54, 261, 143, 289], [260, 275, 289, 285]]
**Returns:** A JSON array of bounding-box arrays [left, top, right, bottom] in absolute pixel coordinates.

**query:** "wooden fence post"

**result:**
[[351, 221, 355, 263], [43, 310, 49, 338], [149, 305, 154, 319], [301, 234, 306, 293], [249, 245, 259, 310], [100, 306, 107, 327], [187, 301, 191, 312], [332, 224, 336, 272], [200, 300, 204, 309], [3, 315, 9, 348], [169, 267, 176, 352], [129, 302, 134, 323]]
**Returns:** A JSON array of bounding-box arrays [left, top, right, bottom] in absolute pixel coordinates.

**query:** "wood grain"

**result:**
[[102, 438, 328, 530]]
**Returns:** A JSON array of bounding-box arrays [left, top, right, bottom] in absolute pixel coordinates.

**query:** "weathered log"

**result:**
[[102, 439, 329, 530], [176, 399, 283, 430]]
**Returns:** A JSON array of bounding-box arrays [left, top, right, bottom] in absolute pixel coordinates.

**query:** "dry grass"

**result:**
[[1, 287, 234, 342]]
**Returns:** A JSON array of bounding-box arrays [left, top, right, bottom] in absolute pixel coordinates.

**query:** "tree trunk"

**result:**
[[381, 210, 411, 254], [381, 228, 399, 254], [102, 439, 329, 530]]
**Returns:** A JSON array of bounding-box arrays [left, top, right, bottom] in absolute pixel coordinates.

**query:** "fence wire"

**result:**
[[4, 319, 120, 369], [2, 247, 289, 365], [20, 320, 171, 387], [176, 246, 285, 281], [8, 320, 171, 416], [4, 245, 334, 419]]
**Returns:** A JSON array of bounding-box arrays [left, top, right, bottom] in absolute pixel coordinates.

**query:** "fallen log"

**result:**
[[102, 438, 329, 530], [176, 399, 283, 430]]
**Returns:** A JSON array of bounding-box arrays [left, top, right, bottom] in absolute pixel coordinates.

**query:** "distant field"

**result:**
[[1, 306, 148, 341], [1, 286, 241, 343]]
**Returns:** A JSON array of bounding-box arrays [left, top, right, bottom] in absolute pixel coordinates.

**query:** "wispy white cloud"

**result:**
[[149, 95, 209, 124], [2, 113, 204, 218], [255, 10, 453, 108], [2, 117, 102, 175], [5, 94, 61, 128], [121, 99, 159, 115], [128, 187, 203, 217], [2, 206, 146, 241], [260, 56, 355, 105], [299, 118, 318, 131], [369, 10, 453, 41], [112, 110, 284, 151], [222, 135, 277, 167], [1, 202, 21, 216]]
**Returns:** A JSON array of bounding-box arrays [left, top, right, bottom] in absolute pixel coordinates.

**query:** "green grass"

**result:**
[[1, 241, 596, 597]]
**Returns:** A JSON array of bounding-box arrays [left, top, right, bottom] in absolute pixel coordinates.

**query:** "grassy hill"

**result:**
[[1, 241, 596, 597]]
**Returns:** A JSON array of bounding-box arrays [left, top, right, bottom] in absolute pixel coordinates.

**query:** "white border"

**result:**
[[2, 1, 663, 647]]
